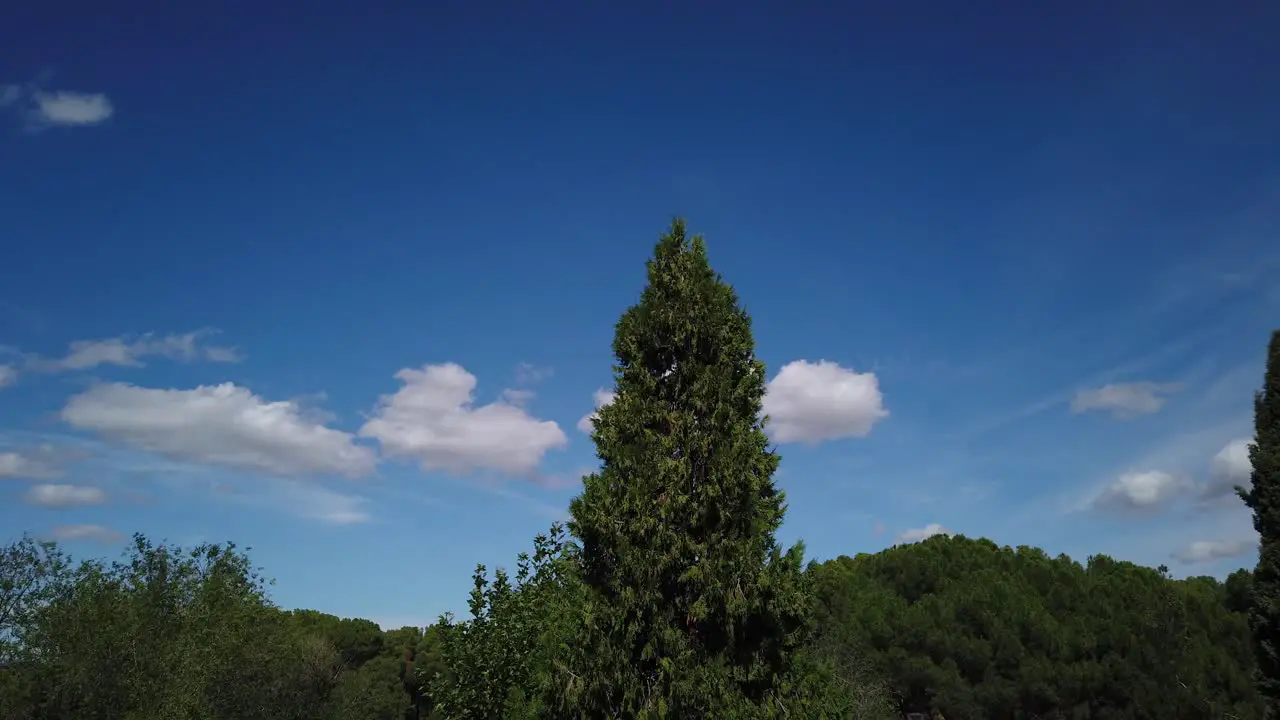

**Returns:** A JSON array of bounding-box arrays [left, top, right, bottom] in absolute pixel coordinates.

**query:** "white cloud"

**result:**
[[762, 360, 888, 444], [1171, 539, 1254, 565], [576, 388, 615, 434], [1204, 437, 1253, 499], [32, 91, 113, 126], [0, 364, 16, 388], [360, 363, 567, 476], [1070, 381, 1180, 418], [31, 330, 242, 372], [62, 382, 376, 477], [1093, 470, 1191, 512], [898, 523, 950, 543], [0, 448, 65, 479], [45, 524, 122, 544], [24, 483, 106, 508]]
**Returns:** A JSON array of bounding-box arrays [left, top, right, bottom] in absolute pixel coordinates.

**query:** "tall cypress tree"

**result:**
[[1240, 329, 1280, 714], [555, 219, 810, 718]]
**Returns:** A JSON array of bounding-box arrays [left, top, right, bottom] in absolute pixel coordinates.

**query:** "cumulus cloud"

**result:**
[[576, 388, 616, 434], [24, 483, 106, 508], [62, 382, 376, 477], [898, 523, 950, 543], [360, 363, 567, 476], [1172, 539, 1254, 565], [0, 364, 16, 388], [45, 524, 122, 544], [1093, 470, 1192, 512], [1203, 437, 1253, 499], [30, 330, 241, 372], [762, 360, 888, 444], [0, 447, 65, 479], [1070, 382, 1180, 418]]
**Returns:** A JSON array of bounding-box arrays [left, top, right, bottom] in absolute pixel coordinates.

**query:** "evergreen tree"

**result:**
[[1240, 329, 1280, 715], [553, 219, 811, 718]]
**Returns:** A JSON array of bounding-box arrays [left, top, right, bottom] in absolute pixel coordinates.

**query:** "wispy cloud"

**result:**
[[1070, 381, 1181, 418], [24, 483, 107, 508], [1, 81, 114, 128], [1172, 538, 1254, 565], [514, 362, 554, 385], [43, 524, 123, 544], [31, 91, 114, 126], [0, 445, 70, 480], [28, 329, 242, 372], [245, 477, 373, 526]]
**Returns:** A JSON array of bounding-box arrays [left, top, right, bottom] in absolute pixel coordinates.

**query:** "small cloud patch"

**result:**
[[44, 524, 122, 544], [898, 523, 950, 543], [763, 360, 888, 444], [24, 483, 107, 508], [1070, 382, 1180, 418], [1172, 539, 1254, 565], [576, 388, 616, 434], [1093, 470, 1191, 512]]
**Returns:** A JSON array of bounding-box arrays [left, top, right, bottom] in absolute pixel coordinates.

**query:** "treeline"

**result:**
[[0, 530, 1265, 719], [809, 540, 1260, 718], [1, 221, 1275, 719]]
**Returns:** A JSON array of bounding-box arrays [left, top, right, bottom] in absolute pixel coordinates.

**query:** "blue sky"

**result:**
[[1, 2, 1277, 628]]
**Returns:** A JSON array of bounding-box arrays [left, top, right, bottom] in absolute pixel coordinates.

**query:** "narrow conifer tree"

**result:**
[[553, 219, 811, 718], [1240, 329, 1280, 715]]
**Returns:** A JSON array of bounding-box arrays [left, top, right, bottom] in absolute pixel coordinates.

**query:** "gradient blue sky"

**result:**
[[2, 2, 1277, 629]]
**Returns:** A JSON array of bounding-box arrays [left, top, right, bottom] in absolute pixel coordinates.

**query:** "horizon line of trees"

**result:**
[[1, 219, 1276, 720]]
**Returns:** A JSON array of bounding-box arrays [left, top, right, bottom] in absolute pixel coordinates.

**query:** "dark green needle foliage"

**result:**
[[554, 219, 812, 718], [1239, 330, 1280, 715]]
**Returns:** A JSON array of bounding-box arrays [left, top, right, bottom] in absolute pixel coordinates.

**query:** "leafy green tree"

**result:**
[[287, 610, 386, 668], [415, 625, 448, 719], [551, 218, 813, 718], [0, 536, 68, 662], [1240, 329, 1280, 714], [2, 534, 345, 720], [429, 524, 579, 720], [334, 655, 412, 720]]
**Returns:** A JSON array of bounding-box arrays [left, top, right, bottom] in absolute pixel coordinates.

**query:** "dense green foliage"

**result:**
[[1240, 329, 1280, 714], [0, 223, 1271, 719], [551, 220, 814, 718], [810, 540, 1262, 718]]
